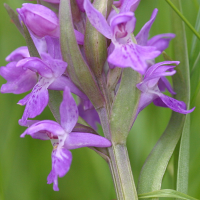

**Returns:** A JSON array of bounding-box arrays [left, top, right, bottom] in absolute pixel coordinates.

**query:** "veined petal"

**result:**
[[19, 77, 54, 124], [158, 94, 195, 114], [84, 0, 112, 39], [17, 57, 53, 78], [60, 87, 79, 133], [45, 36, 62, 59], [108, 41, 160, 74], [6, 46, 30, 62], [136, 8, 158, 46], [20, 120, 65, 139], [64, 132, 111, 149], [158, 76, 176, 95], [47, 148, 72, 191], [147, 33, 176, 52]]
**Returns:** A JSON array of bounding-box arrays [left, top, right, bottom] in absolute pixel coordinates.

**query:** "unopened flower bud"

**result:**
[[17, 3, 59, 38]]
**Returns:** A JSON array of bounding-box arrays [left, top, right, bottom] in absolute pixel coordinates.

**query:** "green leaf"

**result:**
[[59, 0, 105, 110], [172, 0, 191, 195], [165, 0, 200, 40], [138, 0, 191, 195], [4, 3, 24, 37], [110, 68, 141, 143], [22, 23, 40, 58], [138, 189, 198, 200], [48, 90, 63, 123]]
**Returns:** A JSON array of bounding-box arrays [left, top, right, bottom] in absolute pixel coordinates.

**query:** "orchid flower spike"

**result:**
[[20, 86, 111, 191]]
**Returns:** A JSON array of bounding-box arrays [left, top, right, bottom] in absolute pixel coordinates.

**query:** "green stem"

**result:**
[[98, 107, 138, 200], [165, 0, 200, 40]]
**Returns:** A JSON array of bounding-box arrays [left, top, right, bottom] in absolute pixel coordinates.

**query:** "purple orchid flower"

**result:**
[[17, 3, 84, 45], [0, 47, 38, 94], [20, 86, 111, 191], [17, 53, 67, 125], [136, 61, 195, 114], [83, 0, 160, 74]]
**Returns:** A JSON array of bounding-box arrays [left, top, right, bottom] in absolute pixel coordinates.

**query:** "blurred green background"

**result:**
[[0, 0, 200, 199]]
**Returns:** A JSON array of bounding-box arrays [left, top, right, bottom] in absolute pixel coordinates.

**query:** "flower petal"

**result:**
[[47, 148, 72, 191], [6, 46, 30, 62], [17, 57, 53, 78], [0, 62, 37, 94], [147, 33, 176, 52], [20, 120, 65, 139], [84, 0, 112, 39], [60, 86, 79, 133], [108, 42, 160, 74], [19, 77, 54, 124], [158, 94, 195, 114], [64, 132, 111, 149], [158, 76, 176, 95]]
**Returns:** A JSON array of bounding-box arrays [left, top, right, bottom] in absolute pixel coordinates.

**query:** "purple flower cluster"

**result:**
[[0, 0, 194, 191]]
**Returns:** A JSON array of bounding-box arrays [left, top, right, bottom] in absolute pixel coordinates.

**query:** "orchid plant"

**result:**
[[1, 0, 200, 199]]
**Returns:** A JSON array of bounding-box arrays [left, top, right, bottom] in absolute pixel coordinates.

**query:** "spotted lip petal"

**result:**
[[47, 148, 72, 191], [19, 76, 54, 125]]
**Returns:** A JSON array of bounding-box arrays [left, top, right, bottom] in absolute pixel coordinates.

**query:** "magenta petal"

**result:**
[[78, 100, 100, 130], [0, 62, 37, 94], [20, 120, 65, 139], [20, 77, 53, 124], [158, 94, 195, 114], [60, 87, 79, 133], [17, 57, 53, 78], [45, 36, 62, 59], [108, 42, 160, 74], [136, 8, 158, 46], [75, 0, 85, 12], [6, 46, 30, 62], [153, 97, 168, 108], [17, 3, 59, 38], [147, 33, 176, 52], [47, 148, 72, 191], [64, 132, 111, 149], [158, 76, 176, 95], [119, 0, 141, 12], [74, 29, 84, 45], [83, 0, 112, 39]]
